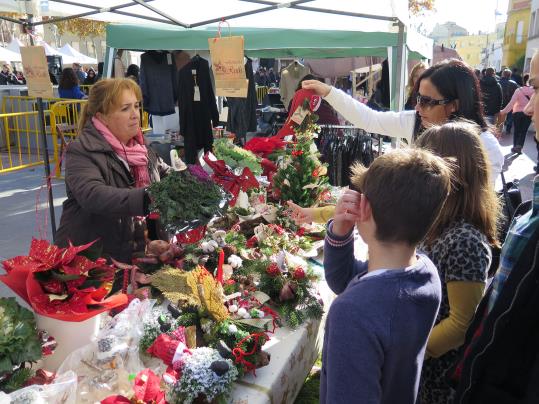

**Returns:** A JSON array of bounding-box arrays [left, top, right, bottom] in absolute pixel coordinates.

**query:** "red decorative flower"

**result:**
[[293, 266, 306, 280], [291, 150, 304, 157], [246, 236, 258, 248], [225, 279, 236, 285], [266, 263, 281, 277], [296, 227, 305, 237], [312, 167, 320, 178]]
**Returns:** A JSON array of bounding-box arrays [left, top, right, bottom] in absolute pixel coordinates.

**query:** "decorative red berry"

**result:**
[[293, 266, 306, 280], [266, 263, 281, 277]]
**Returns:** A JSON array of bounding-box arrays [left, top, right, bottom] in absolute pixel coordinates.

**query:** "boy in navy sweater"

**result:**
[[321, 148, 452, 404]]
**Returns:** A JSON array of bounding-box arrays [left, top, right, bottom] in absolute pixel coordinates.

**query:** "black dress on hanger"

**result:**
[[178, 55, 219, 164], [226, 57, 257, 144]]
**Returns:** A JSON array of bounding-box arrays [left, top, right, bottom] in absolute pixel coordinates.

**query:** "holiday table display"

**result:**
[[1, 91, 332, 403]]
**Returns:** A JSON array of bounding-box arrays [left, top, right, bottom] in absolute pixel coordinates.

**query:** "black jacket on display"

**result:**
[[480, 76, 503, 116], [226, 58, 258, 141], [178, 55, 219, 164], [139, 51, 178, 116], [451, 226, 539, 403], [499, 77, 520, 107]]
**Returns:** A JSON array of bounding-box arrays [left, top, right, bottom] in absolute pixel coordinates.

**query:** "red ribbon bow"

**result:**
[[203, 154, 259, 206]]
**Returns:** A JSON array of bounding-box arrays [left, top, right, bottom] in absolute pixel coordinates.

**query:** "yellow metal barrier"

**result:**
[[256, 86, 269, 105], [1, 94, 152, 176], [49, 100, 87, 178], [0, 110, 51, 173]]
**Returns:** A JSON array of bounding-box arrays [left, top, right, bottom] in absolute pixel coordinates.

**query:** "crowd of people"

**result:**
[[3, 45, 538, 403], [287, 55, 539, 403]]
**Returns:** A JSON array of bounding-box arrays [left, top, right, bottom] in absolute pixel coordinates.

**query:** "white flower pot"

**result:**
[[35, 313, 101, 371]]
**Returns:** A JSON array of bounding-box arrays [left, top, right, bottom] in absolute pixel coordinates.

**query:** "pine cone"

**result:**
[[222, 245, 237, 256]]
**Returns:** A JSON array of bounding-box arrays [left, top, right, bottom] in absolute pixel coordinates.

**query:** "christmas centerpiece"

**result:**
[[271, 95, 330, 207]]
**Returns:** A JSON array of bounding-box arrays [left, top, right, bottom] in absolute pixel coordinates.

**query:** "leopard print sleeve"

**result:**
[[443, 223, 491, 284]]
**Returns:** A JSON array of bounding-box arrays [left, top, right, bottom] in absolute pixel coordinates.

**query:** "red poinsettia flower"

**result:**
[[291, 149, 304, 157], [293, 267, 306, 280]]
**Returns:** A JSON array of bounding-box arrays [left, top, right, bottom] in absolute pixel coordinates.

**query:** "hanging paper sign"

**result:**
[[20, 46, 53, 98], [208, 35, 249, 98]]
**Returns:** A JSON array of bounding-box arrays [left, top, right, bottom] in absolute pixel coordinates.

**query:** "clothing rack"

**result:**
[[316, 125, 378, 186]]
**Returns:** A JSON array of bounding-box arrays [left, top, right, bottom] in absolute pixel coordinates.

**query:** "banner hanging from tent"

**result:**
[[208, 35, 248, 98], [20, 46, 54, 98]]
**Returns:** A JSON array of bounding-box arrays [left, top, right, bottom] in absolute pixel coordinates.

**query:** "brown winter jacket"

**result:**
[[55, 120, 170, 262]]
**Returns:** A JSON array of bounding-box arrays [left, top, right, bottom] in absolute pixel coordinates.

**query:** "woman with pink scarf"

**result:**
[[55, 78, 170, 264]]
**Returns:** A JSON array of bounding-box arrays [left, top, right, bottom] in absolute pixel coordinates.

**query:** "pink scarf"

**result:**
[[92, 117, 150, 188]]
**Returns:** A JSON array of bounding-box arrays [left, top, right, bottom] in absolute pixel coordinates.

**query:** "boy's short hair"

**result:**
[[350, 148, 452, 245]]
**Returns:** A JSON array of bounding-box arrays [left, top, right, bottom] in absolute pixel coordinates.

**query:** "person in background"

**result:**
[[0, 64, 23, 85], [97, 62, 104, 81], [126, 64, 140, 84], [255, 66, 268, 86], [511, 67, 523, 86], [499, 73, 533, 154], [499, 68, 520, 134], [55, 78, 170, 264], [321, 148, 451, 403], [14, 69, 25, 85], [83, 67, 98, 85], [72, 62, 87, 83], [450, 52, 539, 403], [302, 59, 504, 186], [268, 67, 277, 85], [480, 67, 503, 125], [415, 121, 500, 404], [405, 62, 428, 110], [58, 67, 87, 99]]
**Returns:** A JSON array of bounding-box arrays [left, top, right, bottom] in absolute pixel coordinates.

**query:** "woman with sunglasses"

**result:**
[[302, 59, 504, 186]]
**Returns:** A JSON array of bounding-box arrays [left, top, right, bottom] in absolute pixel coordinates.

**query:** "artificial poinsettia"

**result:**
[[0, 239, 127, 321]]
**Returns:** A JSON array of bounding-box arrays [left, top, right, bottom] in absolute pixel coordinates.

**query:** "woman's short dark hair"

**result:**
[[416, 59, 487, 130], [59, 67, 79, 89], [126, 64, 139, 78]]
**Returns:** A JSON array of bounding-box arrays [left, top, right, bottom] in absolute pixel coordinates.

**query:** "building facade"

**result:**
[[525, 0, 539, 72], [436, 33, 498, 68], [503, 0, 531, 69]]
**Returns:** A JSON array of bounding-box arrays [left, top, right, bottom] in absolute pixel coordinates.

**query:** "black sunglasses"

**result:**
[[416, 94, 453, 108]]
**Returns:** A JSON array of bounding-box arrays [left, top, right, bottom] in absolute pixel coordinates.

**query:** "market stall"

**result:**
[[0, 97, 339, 403], [0, 2, 432, 403]]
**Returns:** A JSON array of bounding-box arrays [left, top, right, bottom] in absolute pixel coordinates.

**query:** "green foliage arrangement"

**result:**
[[149, 169, 225, 233], [213, 138, 262, 175], [253, 263, 323, 328], [0, 298, 42, 392]]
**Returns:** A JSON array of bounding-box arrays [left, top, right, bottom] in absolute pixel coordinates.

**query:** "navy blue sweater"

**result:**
[[321, 224, 442, 404]]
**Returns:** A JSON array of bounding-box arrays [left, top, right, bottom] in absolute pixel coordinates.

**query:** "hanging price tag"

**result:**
[[290, 105, 309, 125]]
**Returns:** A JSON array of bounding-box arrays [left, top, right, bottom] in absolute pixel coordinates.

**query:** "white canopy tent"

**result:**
[[6, 37, 25, 53], [57, 43, 97, 64], [0, 46, 22, 62], [37, 40, 61, 56], [0, 0, 431, 110]]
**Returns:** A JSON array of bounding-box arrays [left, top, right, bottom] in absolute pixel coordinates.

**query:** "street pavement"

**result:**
[[1, 131, 537, 304]]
